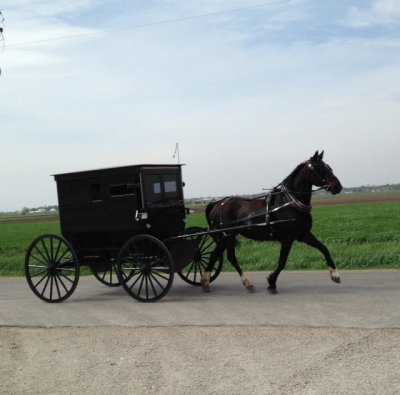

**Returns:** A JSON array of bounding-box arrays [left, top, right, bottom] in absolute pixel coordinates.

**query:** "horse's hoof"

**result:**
[[268, 286, 278, 295], [202, 285, 210, 293], [329, 269, 341, 283], [245, 284, 255, 292]]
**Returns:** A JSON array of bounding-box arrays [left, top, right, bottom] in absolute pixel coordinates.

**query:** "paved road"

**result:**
[[1, 271, 400, 395], [1, 270, 399, 329]]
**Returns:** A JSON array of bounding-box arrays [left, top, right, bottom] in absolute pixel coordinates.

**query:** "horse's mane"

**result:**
[[282, 161, 307, 186]]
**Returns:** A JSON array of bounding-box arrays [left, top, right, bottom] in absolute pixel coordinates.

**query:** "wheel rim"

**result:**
[[177, 228, 223, 286], [25, 234, 79, 303], [117, 235, 174, 302]]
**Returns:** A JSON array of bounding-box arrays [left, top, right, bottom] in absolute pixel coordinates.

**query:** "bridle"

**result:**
[[276, 161, 333, 213], [306, 161, 333, 192]]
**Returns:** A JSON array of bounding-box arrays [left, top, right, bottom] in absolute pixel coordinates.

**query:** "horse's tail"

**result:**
[[205, 200, 240, 247]]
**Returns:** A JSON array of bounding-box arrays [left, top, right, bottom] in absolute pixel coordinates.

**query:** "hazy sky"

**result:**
[[0, 0, 399, 211]]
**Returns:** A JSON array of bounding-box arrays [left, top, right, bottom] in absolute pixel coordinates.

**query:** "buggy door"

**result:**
[[139, 167, 185, 236]]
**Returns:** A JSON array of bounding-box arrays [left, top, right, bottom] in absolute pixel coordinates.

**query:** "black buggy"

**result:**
[[25, 164, 223, 303]]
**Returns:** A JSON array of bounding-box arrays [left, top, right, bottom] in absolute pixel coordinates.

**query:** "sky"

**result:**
[[0, 0, 399, 211]]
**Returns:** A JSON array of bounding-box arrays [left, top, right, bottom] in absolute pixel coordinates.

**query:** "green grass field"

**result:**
[[186, 202, 400, 272], [1, 202, 399, 276]]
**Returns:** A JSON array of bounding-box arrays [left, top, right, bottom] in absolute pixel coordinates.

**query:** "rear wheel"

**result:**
[[25, 234, 79, 303], [177, 227, 223, 286], [117, 235, 174, 302]]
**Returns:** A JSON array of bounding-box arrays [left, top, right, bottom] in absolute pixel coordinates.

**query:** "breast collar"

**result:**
[[279, 184, 312, 213]]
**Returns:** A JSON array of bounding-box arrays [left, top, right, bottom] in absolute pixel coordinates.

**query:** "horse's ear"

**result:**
[[318, 150, 324, 160], [312, 151, 319, 161]]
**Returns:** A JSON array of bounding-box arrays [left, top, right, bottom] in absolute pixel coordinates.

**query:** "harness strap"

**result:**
[[280, 185, 312, 213], [211, 183, 313, 230]]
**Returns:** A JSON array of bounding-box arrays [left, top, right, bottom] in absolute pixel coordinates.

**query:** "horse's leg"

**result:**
[[225, 237, 254, 291], [201, 238, 226, 292], [300, 232, 341, 283], [267, 239, 293, 294]]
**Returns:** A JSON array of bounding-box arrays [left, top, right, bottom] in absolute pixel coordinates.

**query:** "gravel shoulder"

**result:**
[[1, 326, 400, 395]]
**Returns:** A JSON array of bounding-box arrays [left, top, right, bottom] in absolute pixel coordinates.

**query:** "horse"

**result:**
[[201, 151, 343, 294]]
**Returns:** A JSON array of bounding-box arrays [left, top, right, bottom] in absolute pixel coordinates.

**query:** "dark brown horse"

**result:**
[[202, 151, 342, 293]]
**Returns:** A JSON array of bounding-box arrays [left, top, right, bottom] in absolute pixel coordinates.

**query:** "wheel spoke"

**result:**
[[137, 274, 145, 297], [29, 268, 49, 278], [50, 275, 54, 300], [149, 272, 165, 289], [56, 273, 69, 293], [33, 245, 50, 266], [148, 273, 157, 296], [54, 257, 75, 269], [40, 239, 52, 263], [34, 271, 49, 288], [53, 238, 62, 263], [183, 261, 195, 279], [152, 270, 170, 282], [54, 275, 62, 299], [40, 274, 51, 297], [29, 253, 48, 266], [128, 272, 143, 291], [109, 265, 113, 284], [50, 236, 54, 262], [200, 238, 214, 253], [58, 271, 75, 284], [55, 247, 71, 265], [121, 267, 140, 278], [145, 275, 149, 300]]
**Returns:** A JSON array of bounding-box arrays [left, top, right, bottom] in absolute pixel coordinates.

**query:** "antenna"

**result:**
[[173, 143, 180, 164]]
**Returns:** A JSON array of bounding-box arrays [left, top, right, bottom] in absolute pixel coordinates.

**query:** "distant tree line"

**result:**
[[20, 205, 59, 215], [343, 183, 400, 193]]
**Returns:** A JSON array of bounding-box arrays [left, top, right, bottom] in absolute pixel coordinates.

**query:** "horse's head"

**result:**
[[307, 151, 342, 195]]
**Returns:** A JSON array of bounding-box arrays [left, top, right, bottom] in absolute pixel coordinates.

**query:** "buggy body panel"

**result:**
[[53, 164, 186, 258]]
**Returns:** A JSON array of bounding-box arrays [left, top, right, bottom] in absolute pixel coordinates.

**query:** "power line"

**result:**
[[2, 0, 59, 11], [6, 0, 290, 48]]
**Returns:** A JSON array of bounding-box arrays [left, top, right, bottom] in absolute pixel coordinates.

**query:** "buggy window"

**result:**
[[144, 175, 162, 204], [140, 169, 183, 207], [110, 183, 135, 197], [164, 174, 179, 200], [91, 184, 102, 202]]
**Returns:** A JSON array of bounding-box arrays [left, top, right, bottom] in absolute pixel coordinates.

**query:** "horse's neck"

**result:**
[[285, 168, 312, 205]]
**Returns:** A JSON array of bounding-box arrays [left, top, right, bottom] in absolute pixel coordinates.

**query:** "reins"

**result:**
[[263, 185, 327, 195]]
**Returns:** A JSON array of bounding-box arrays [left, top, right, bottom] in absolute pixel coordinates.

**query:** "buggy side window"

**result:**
[[91, 184, 102, 202], [110, 183, 135, 197]]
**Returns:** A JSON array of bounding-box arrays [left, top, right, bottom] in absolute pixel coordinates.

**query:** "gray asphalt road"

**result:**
[[1, 271, 400, 395], [1, 270, 399, 329]]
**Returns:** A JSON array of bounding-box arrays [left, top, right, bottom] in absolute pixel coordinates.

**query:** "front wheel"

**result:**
[[117, 235, 174, 302], [25, 234, 80, 303], [177, 227, 223, 286], [91, 261, 121, 287]]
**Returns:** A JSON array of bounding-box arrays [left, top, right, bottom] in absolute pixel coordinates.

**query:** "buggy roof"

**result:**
[[53, 164, 184, 181]]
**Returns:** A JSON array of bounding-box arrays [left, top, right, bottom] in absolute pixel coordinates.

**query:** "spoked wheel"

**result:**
[[177, 227, 223, 286], [91, 260, 121, 287], [25, 234, 79, 303], [117, 235, 174, 302]]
